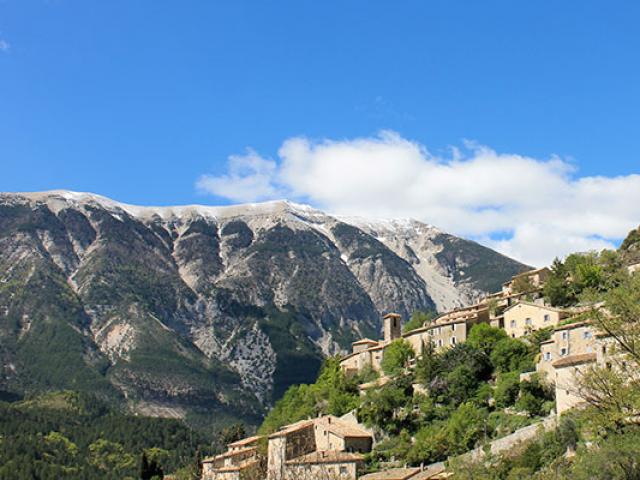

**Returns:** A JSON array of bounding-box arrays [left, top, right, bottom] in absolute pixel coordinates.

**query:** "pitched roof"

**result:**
[[268, 419, 315, 438], [285, 450, 364, 465], [352, 338, 379, 346], [317, 416, 372, 439], [384, 313, 402, 319], [502, 301, 567, 315], [227, 435, 262, 448], [552, 353, 596, 368], [202, 446, 257, 463], [554, 320, 589, 331], [359, 467, 422, 480]]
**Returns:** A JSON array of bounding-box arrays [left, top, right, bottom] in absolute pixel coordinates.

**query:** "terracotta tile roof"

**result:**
[[285, 450, 364, 465], [268, 419, 314, 438], [227, 435, 262, 448], [552, 353, 596, 368], [411, 463, 447, 479], [317, 416, 372, 439], [202, 446, 257, 463], [554, 320, 589, 331], [502, 301, 567, 315], [359, 467, 422, 479]]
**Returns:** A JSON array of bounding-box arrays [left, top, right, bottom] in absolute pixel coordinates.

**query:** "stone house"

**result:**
[[267, 415, 373, 480], [535, 321, 602, 414], [501, 267, 551, 296], [201, 435, 262, 480], [340, 314, 403, 376], [503, 302, 570, 338]]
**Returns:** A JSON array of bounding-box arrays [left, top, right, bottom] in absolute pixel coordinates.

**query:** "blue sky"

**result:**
[[1, 1, 639, 265]]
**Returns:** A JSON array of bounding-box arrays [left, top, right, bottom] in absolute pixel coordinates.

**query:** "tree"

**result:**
[[494, 372, 521, 408], [380, 339, 415, 377], [490, 338, 531, 373], [403, 310, 436, 333], [446, 402, 488, 454], [467, 323, 508, 356], [543, 259, 573, 307], [220, 423, 246, 446], [415, 340, 440, 386]]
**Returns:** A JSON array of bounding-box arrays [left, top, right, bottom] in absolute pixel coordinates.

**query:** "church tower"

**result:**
[[383, 313, 402, 344]]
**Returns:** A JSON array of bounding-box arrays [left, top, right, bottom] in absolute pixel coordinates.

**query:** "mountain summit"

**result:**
[[0, 191, 528, 427]]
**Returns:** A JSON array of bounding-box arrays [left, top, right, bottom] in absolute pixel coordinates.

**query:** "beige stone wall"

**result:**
[[284, 462, 357, 480], [267, 437, 286, 480], [504, 303, 564, 338], [553, 324, 595, 358], [537, 341, 555, 382], [555, 362, 592, 414], [383, 315, 402, 344], [428, 321, 467, 351], [343, 437, 372, 453]]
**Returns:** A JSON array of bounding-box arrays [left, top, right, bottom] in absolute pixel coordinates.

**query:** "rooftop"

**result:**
[[552, 353, 597, 368], [227, 435, 262, 448]]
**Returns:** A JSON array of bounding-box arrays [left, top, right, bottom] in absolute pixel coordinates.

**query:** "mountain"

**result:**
[[0, 191, 529, 428], [620, 225, 640, 265]]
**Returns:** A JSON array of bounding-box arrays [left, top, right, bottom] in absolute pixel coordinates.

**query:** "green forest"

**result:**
[[0, 391, 213, 480]]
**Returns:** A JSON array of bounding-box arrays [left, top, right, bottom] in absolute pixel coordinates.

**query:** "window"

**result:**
[[544, 352, 551, 361], [544, 314, 550, 322], [340, 467, 348, 475], [510, 320, 516, 328], [562, 331, 568, 340], [451, 324, 456, 331], [438, 339, 443, 347], [451, 337, 456, 345], [525, 318, 532, 326], [560, 347, 568, 356], [583, 331, 592, 339]]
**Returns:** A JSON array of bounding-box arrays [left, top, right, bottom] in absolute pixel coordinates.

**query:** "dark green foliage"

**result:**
[[467, 323, 508, 355], [259, 357, 359, 434], [219, 423, 246, 445], [494, 372, 521, 408], [415, 340, 440, 385], [403, 310, 436, 332], [490, 338, 531, 373], [0, 391, 212, 480], [515, 375, 554, 417], [380, 339, 415, 377], [358, 375, 415, 435]]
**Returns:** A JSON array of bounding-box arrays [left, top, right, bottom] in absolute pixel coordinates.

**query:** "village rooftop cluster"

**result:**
[[201, 263, 640, 480]]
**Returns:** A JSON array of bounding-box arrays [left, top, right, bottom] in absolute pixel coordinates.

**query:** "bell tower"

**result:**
[[383, 313, 402, 344]]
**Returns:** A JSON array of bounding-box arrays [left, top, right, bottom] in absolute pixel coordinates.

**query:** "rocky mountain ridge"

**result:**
[[0, 191, 529, 428]]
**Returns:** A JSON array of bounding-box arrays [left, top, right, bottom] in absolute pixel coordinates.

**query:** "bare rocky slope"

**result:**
[[0, 191, 529, 428]]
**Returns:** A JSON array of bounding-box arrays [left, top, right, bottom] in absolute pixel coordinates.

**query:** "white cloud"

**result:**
[[197, 131, 640, 266], [196, 149, 280, 203]]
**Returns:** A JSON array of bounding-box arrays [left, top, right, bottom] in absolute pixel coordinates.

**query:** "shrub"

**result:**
[[381, 340, 415, 377]]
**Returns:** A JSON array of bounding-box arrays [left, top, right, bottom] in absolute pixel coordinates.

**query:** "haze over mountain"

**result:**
[[0, 191, 528, 427]]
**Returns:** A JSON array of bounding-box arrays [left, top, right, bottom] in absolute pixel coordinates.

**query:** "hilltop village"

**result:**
[[200, 261, 640, 480]]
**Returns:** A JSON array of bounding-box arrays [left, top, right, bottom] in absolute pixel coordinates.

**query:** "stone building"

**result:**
[[503, 302, 570, 338], [535, 320, 605, 414], [340, 313, 404, 376], [201, 435, 262, 480], [266, 415, 372, 480]]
